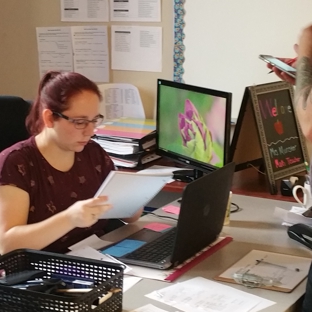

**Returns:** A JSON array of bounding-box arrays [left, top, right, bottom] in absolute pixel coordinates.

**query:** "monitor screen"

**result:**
[[156, 79, 232, 178]]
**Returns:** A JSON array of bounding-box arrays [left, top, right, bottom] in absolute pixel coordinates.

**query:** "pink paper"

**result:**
[[162, 205, 180, 215], [144, 223, 172, 232]]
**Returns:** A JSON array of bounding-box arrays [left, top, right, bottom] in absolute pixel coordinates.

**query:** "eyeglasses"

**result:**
[[52, 111, 104, 129]]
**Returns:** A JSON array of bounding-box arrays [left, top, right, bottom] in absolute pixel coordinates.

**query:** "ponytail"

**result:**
[[26, 71, 101, 135]]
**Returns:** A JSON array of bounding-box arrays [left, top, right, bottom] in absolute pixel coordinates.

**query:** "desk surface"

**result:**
[[157, 165, 301, 202], [102, 194, 312, 312]]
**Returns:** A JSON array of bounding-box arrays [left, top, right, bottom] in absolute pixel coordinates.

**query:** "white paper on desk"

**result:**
[[274, 206, 312, 226], [138, 165, 190, 184], [95, 171, 172, 219], [111, 25, 162, 72], [68, 234, 112, 251], [67, 246, 107, 260], [146, 277, 275, 312], [129, 304, 169, 312], [125, 264, 174, 282], [97, 83, 145, 120], [123, 276, 142, 293], [138, 166, 183, 175], [67, 246, 132, 273]]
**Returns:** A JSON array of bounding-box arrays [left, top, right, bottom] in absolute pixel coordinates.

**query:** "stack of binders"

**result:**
[[92, 117, 161, 168]]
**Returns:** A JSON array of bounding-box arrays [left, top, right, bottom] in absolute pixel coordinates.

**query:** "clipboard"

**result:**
[[214, 250, 311, 292], [95, 170, 173, 219]]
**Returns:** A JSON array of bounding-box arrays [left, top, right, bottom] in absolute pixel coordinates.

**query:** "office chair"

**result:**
[[0, 96, 31, 152]]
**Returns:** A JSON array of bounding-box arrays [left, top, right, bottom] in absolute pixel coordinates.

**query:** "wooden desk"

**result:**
[[161, 165, 301, 202], [231, 168, 304, 201]]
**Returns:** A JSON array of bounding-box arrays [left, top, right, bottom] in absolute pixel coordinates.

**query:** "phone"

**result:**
[[259, 54, 296, 78]]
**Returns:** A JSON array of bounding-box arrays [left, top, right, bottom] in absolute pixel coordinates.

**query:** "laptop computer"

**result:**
[[102, 162, 235, 270]]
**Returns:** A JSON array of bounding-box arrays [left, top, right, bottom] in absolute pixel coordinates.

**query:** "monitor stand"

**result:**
[[172, 169, 204, 183]]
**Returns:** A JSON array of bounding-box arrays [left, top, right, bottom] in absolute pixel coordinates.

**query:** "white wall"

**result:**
[[183, 0, 312, 119]]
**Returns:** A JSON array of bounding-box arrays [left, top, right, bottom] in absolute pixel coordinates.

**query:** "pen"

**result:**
[[256, 258, 286, 269], [268, 57, 297, 74], [256, 258, 300, 272]]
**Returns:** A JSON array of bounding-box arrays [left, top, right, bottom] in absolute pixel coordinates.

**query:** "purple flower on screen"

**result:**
[[178, 99, 213, 162]]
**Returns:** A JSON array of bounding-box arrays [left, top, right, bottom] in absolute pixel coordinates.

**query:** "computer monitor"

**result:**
[[156, 79, 232, 181]]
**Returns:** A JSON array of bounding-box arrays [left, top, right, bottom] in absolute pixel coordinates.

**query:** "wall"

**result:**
[[183, 0, 312, 119], [0, 0, 174, 119]]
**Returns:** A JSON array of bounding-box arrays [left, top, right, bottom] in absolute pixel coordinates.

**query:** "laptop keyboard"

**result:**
[[122, 227, 177, 263]]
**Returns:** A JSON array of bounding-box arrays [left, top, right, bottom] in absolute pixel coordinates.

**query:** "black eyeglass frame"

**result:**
[[52, 111, 104, 129]]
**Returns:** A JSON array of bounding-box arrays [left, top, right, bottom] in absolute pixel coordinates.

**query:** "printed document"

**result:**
[[129, 304, 168, 312], [71, 26, 109, 82], [36, 27, 73, 77], [60, 0, 109, 22], [274, 205, 312, 226], [96, 171, 172, 219], [111, 26, 162, 72], [146, 277, 275, 312], [110, 0, 161, 22], [97, 83, 145, 119]]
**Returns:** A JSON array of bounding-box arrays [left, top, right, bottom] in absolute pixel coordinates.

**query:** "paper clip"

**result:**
[[233, 270, 276, 288]]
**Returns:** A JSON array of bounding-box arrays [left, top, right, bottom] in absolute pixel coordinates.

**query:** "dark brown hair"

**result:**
[[26, 71, 102, 135]]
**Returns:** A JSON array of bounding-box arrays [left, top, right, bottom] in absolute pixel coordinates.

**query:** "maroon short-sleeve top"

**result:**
[[0, 136, 115, 253]]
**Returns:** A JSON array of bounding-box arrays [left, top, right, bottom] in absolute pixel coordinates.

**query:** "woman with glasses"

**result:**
[[0, 71, 143, 254]]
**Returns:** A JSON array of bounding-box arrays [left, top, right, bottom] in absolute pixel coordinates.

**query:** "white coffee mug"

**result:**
[[292, 182, 312, 208]]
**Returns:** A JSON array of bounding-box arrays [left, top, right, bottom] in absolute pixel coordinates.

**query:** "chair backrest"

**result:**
[[0, 96, 31, 152]]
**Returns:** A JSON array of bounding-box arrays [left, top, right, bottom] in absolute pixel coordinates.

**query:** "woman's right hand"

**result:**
[[65, 196, 112, 228]]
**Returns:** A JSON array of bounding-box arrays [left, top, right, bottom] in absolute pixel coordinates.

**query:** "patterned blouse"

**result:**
[[0, 136, 115, 253]]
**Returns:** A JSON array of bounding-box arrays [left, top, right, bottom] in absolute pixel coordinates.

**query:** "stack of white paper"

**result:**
[[274, 206, 312, 226], [146, 277, 275, 312]]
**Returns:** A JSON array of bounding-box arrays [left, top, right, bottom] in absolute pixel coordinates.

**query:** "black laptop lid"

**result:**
[[171, 162, 235, 267]]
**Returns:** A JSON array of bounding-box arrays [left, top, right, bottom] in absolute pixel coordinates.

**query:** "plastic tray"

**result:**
[[0, 249, 124, 312]]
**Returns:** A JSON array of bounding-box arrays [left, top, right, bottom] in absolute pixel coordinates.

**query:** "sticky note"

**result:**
[[162, 205, 180, 215], [144, 223, 172, 232], [101, 239, 145, 257]]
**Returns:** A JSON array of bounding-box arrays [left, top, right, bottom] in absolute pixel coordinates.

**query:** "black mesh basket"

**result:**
[[0, 249, 124, 312]]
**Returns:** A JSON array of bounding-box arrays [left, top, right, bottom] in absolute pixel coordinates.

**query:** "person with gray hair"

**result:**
[[267, 24, 312, 312]]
